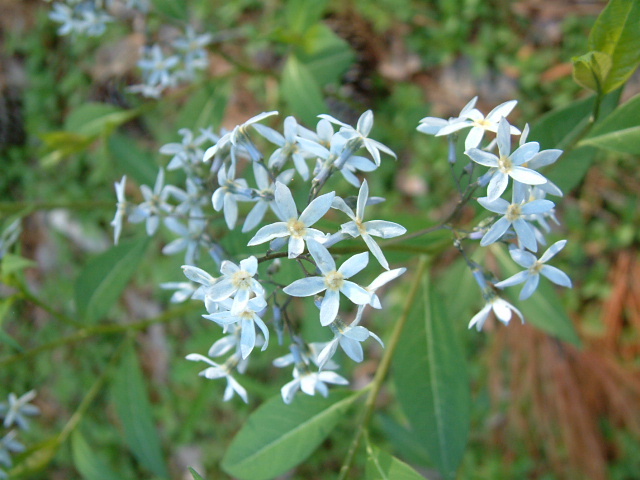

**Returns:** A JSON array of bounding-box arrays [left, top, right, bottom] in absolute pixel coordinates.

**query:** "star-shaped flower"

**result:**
[[332, 180, 406, 269], [494, 241, 572, 300], [247, 182, 333, 258], [186, 353, 248, 403], [280, 365, 348, 404], [211, 163, 251, 230], [467, 118, 547, 201], [283, 240, 371, 326], [206, 256, 264, 311], [0, 391, 39, 431]]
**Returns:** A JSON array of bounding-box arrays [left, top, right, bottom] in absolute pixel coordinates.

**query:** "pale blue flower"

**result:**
[[436, 97, 520, 150], [273, 339, 338, 370], [242, 164, 294, 233], [495, 241, 572, 300], [203, 296, 269, 359], [0, 391, 39, 431], [467, 118, 547, 201], [211, 163, 251, 230], [203, 111, 278, 163], [319, 110, 396, 166], [49, 2, 112, 37], [317, 318, 383, 367], [172, 27, 212, 79], [206, 256, 264, 311], [280, 361, 348, 404], [159, 281, 198, 303], [332, 180, 406, 269], [137, 45, 180, 88], [159, 128, 210, 171], [253, 116, 312, 179], [186, 353, 248, 403], [110, 176, 127, 244], [478, 190, 554, 252], [162, 217, 208, 265], [129, 169, 172, 236], [283, 240, 371, 326], [166, 178, 207, 218], [247, 182, 333, 258], [469, 295, 523, 331], [0, 430, 24, 471]]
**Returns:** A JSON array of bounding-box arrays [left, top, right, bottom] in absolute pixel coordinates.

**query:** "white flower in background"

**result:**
[[110, 176, 127, 245], [242, 164, 295, 233], [172, 26, 212, 79], [0, 391, 39, 431], [253, 116, 313, 179], [477, 190, 554, 252], [360, 267, 407, 310], [248, 182, 333, 258], [319, 110, 396, 166], [49, 1, 112, 37], [159, 281, 198, 303], [203, 111, 278, 163], [186, 353, 248, 403], [332, 180, 406, 269], [129, 169, 173, 236], [469, 295, 524, 331], [467, 118, 547, 201], [160, 128, 210, 171], [203, 296, 269, 359], [317, 318, 383, 367], [283, 240, 371, 326], [211, 163, 251, 230], [0, 430, 25, 474], [162, 217, 208, 265], [281, 366, 349, 404], [495, 241, 572, 300], [435, 97, 521, 150], [205, 256, 264, 311]]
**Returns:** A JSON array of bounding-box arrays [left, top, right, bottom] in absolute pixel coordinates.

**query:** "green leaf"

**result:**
[[65, 103, 141, 137], [149, 0, 188, 20], [111, 343, 169, 478], [377, 415, 431, 466], [177, 81, 229, 131], [75, 237, 150, 324], [365, 445, 426, 480], [588, 0, 640, 93], [571, 51, 612, 92], [492, 245, 581, 346], [298, 24, 355, 86], [394, 274, 470, 480], [71, 431, 122, 480], [580, 93, 640, 154], [284, 0, 328, 34], [281, 55, 327, 126], [529, 90, 620, 192], [188, 467, 205, 480], [222, 391, 359, 480], [107, 134, 158, 186], [1, 253, 36, 276]]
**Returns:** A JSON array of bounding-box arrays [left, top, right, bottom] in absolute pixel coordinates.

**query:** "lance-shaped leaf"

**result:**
[[393, 274, 470, 480], [71, 430, 122, 480], [111, 343, 169, 478], [281, 55, 327, 126], [580, 93, 640, 155], [75, 237, 150, 323], [222, 391, 359, 480]]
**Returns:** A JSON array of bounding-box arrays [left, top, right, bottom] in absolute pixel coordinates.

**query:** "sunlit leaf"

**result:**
[[188, 467, 205, 480], [111, 342, 169, 478], [281, 55, 327, 125], [75, 237, 150, 324], [394, 274, 470, 480], [222, 391, 359, 480], [365, 444, 426, 480], [580, 93, 640, 154]]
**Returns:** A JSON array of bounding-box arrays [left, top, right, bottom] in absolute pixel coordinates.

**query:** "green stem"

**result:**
[[0, 303, 199, 368], [337, 256, 429, 480], [16, 280, 83, 329], [0, 200, 113, 215]]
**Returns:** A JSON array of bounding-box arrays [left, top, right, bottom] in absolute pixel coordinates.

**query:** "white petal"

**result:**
[[478, 197, 509, 214], [469, 304, 491, 331], [356, 180, 369, 220], [239, 256, 258, 275], [247, 222, 288, 246], [288, 236, 305, 258], [539, 240, 567, 263], [486, 172, 510, 201], [299, 191, 335, 226], [508, 247, 537, 268], [283, 276, 326, 297], [362, 234, 389, 270], [480, 217, 511, 246], [509, 167, 547, 185], [340, 336, 364, 362], [320, 289, 340, 326], [338, 252, 369, 278], [274, 182, 298, 220], [519, 274, 540, 300], [240, 317, 256, 359], [464, 126, 485, 150], [466, 148, 499, 168], [364, 220, 406, 239], [540, 265, 572, 288], [497, 118, 512, 158], [182, 265, 215, 286], [513, 218, 538, 252], [511, 142, 540, 166], [486, 100, 517, 122], [307, 240, 336, 274], [341, 281, 371, 305]]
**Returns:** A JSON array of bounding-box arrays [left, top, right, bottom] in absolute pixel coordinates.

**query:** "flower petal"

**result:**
[[283, 276, 327, 297]]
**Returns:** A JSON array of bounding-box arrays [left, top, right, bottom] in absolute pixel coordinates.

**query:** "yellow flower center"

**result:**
[[506, 204, 522, 222], [232, 270, 252, 289], [287, 218, 306, 238], [324, 271, 345, 291], [498, 155, 513, 173]]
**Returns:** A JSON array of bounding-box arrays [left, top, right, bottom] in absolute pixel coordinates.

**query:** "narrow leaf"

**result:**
[[588, 0, 640, 93], [75, 237, 150, 323], [71, 430, 122, 480], [394, 274, 470, 480], [188, 467, 205, 480], [580, 93, 640, 154], [222, 391, 359, 480], [111, 343, 169, 478], [281, 55, 327, 125], [492, 245, 581, 346], [365, 445, 426, 480]]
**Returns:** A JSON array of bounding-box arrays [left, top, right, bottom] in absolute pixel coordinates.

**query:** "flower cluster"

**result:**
[[0, 391, 39, 479], [418, 97, 572, 329], [113, 111, 406, 404]]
